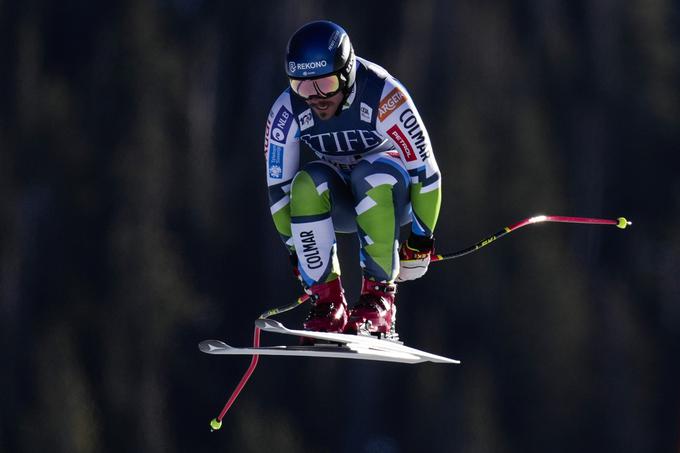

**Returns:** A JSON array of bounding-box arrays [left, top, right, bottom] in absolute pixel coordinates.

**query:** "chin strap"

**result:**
[[336, 52, 357, 116]]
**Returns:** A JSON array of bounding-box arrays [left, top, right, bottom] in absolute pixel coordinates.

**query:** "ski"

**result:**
[[199, 339, 427, 363], [254, 319, 459, 364]]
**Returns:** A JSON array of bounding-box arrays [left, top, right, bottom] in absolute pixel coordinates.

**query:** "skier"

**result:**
[[264, 20, 441, 337]]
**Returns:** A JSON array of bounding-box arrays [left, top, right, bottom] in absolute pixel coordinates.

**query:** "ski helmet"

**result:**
[[285, 21, 356, 98]]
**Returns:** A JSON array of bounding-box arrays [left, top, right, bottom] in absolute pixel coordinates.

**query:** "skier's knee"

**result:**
[[291, 170, 331, 215]]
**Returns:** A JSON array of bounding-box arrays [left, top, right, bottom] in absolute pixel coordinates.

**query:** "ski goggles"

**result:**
[[289, 74, 344, 99]]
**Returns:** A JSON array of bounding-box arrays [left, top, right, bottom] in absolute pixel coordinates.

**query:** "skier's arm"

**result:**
[[265, 91, 300, 249], [375, 79, 442, 238]]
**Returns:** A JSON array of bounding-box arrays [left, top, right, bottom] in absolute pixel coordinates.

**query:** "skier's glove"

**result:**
[[396, 233, 435, 282]]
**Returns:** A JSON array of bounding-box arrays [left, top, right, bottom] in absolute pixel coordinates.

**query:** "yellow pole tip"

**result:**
[[210, 418, 222, 431], [616, 217, 631, 229]]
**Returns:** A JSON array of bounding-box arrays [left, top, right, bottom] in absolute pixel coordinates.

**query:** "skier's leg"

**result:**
[[350, 152, 411, 282], [290, 160, 355, 332], [290, 161, 355, 284], [346, 152, 410, 335]]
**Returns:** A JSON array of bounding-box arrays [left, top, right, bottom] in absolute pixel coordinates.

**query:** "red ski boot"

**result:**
[[345, 278, 397, 338], [303, 277, 348, 333]]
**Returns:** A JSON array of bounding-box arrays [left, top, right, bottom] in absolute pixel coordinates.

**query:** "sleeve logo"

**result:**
[[268, 144, 284, 179], [386, 125, 416, 162], [378, 87, 407, 122], [271, 106, 293, 143]]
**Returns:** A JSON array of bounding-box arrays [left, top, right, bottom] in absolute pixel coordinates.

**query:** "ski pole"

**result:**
[[431, 215, 631, 262], [208, 214, 631, 430], [209, 294, 310, 431]]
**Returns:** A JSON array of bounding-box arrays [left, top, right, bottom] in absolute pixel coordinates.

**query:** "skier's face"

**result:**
[[305, 91, 344, 120]]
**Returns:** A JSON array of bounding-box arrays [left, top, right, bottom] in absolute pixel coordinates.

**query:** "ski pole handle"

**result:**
[[431, 215, 631, 263]]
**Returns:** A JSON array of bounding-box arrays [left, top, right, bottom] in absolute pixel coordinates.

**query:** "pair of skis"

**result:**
[[201, 214, 631, 431], [200, 318, 459, 364]]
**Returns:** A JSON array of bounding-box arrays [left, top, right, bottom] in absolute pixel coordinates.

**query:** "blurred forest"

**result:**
[[1, 1, 679, 452]]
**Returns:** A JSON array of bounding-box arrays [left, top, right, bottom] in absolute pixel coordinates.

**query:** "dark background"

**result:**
[[1, 1, 679, 452]]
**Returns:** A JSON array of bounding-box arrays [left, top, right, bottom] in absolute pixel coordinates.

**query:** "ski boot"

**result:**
[[345, 278, 397, 340], [303, 276, 348, 333]]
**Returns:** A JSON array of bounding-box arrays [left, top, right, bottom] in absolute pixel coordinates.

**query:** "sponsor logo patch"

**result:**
[[288, 60, 328, 77], [268, 144, 284, 179], [328, 30, 341, 50], [301, 129, 383, 153], [398, 109, 430, 160], [298, 109, 314, 131], [360, 102, 373, 123], [386, 125, 416, 161], [378, 87, 407, 122], [299, 230, 323, 269], [270, 106, 293, 143]]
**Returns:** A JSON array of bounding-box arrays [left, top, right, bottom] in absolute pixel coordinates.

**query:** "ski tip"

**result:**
[[255, 318, 285, 331], [425, 356, 461, 364], [198, 339, 230, 354]]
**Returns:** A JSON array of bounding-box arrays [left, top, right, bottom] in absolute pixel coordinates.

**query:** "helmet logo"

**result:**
[[288, 60, 328, 75], [328, 30, 341, 50]]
